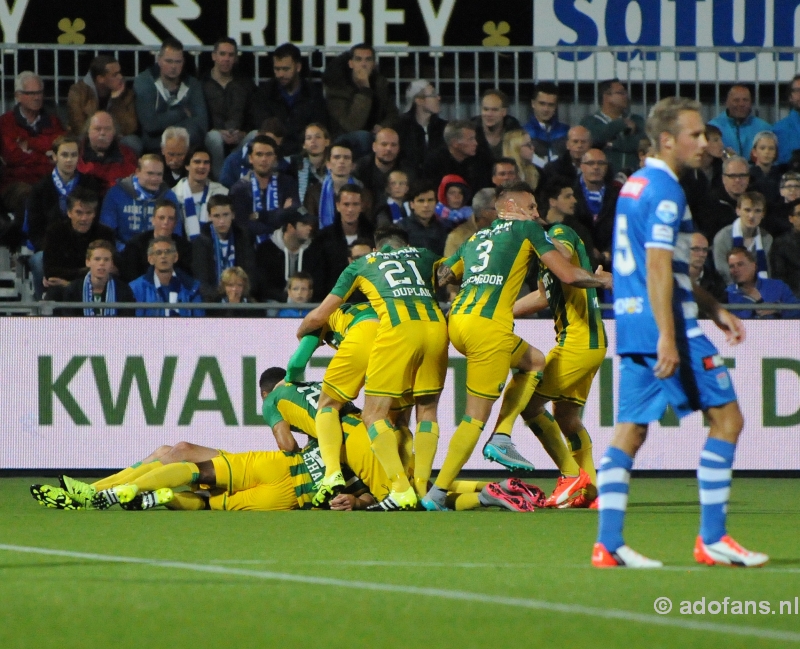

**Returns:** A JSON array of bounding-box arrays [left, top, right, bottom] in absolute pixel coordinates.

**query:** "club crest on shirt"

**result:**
[[716, 371, 731, 390], [655, 200, 679, 224]]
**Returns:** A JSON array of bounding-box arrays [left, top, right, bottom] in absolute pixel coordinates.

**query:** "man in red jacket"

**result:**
[[0, 71, 65, 216], [76, 110, 137, 196]]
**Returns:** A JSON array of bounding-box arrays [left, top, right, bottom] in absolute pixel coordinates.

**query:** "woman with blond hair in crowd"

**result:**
[[211, 266, 260, 317], [502, 129, 540, 191]]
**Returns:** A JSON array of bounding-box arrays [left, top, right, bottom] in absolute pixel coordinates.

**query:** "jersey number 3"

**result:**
[[614, 215, 636, 276], [469, 240, 493, 273]]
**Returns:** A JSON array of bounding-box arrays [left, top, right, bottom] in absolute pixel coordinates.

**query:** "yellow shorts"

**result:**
[[208, 451, 300, 511], [322, 319, 378, 402], [535, 345, 607, 406], [341, 415, 391, 500], [448, 313, 529, 399], [364, 320, 448, 399]]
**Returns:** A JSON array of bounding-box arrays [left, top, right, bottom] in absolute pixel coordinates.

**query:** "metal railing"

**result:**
[[2, 44, 799, 124]]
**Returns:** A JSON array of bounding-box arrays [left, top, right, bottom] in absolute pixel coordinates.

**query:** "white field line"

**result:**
[[0, 544, 798, 644]]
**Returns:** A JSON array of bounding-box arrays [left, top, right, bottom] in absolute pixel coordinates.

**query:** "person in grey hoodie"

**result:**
[[254, 209, 316, 302]]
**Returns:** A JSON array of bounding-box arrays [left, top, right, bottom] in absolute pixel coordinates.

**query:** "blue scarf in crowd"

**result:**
[[251, 173, 279, 214], [732, 218, 768, 278], [83, 273, 117, 316], [211, 225, 236, 286], [579, 176, 605, 222], [155, 272, 183, 317], [183, 183, 210, 240], [52, 169, 79, 214]]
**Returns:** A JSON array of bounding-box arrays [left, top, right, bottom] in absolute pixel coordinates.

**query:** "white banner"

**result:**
[[1, 318, 799, 470]]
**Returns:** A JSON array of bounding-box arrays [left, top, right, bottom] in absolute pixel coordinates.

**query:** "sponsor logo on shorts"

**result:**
[[716, 371, 731, 390], [614, 296, 644, 315], [652, 224, 674, 243], [702, 354, 724, 371]]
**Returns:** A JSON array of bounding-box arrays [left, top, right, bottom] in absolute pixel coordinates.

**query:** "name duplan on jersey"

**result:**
[[392, 286, 433, 298]]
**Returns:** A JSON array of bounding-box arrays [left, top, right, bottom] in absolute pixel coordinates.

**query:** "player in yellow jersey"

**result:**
[[422, 182, 612, 511], [298, 223, 449, 511]]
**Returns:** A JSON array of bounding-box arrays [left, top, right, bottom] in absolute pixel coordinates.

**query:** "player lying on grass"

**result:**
[[33, 370, 546, 512]]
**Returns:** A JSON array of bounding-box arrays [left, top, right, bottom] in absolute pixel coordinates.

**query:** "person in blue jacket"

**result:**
[[523, 82, 570, 168], [708, 85, 771, 157], [772, 74, 800, 165], [129, 236, 204, 317], [726, 247, 799, 318]]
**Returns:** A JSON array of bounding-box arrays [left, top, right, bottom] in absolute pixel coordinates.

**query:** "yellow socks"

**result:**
[[413, 421, 439, 497], [395, 424, 415, 475], [368, 419, 411, 493], [566, 427, 596, 484], [447, 492, 481, 511], [133, 462, 199, 492], [316, 407, 344, 478], [434, 416, 485, 490], [494, 371, 543, 435], [527, 411, 581, 477], [92, 461, 163, 491], [166, 491, 207, 510]]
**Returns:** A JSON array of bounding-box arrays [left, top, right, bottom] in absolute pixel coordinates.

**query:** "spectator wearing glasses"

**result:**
[[726, 247, 799, 319], [687, 232, 727, 303], [772, 74, 800, 165], [765, 172, 800, 237], [572, 148, 621, 266], [708, 84, 771, 157], [713, 192, 772, 285], [770, 198, 800, 297], [395, 80, 447, 177], [698, 155, 751, 242]]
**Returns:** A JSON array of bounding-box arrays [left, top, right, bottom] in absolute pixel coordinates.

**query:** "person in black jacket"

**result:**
[[254, 209, 315, 302], [191, 194, 256, 301], [394, 80, 447, 177], [57, 239, 136, 315], [250, 43, 328, 157], [422, 120, 493, 193]]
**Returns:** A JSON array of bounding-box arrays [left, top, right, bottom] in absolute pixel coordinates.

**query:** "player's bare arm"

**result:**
[[297, 294, 344, 338], [646, 247, 679, 378], [539, 250, 612, 289], [271, 419, 301, 453], [513, 282, 549, 317], [692, 282, 746, 345], [329, 492, 377, 510], [436, 263, 459, 287]]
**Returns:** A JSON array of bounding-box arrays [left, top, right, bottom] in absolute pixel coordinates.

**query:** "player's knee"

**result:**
[[318, 391, 344, 410], [518, 347, 546, 372], [707, 402, 743, 443], [169, 441, 195, 458], [152, 444, 172, 457]]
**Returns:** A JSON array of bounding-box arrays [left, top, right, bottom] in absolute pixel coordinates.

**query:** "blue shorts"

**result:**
[[617, 335, 737, 425]]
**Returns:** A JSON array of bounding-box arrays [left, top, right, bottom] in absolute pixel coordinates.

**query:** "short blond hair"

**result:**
[[219, 266, 251, 298], [646, 97, 703, 152]]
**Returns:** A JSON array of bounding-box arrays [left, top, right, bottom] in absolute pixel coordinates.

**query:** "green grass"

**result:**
[[1, 477, 798, 649]]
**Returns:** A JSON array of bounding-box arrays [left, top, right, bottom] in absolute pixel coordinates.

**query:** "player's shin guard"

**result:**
[[133, 462, 200, 492], [368, 420, 411, 493], [567, 427, 597, 484], [596, 447, 633, 553], [92, 461, 163, 491], [413, 421, 439, 496], [316, 407, 344, 479], [434, 416, 485, 491], [527, 412, 582, 477], [494, 371, 543, 435], [698, 437, 735, 545]]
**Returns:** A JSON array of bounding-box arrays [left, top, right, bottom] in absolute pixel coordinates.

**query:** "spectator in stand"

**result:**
[[772, 74, 800, 165], [219, 117, 289, 189], [0, 72, 65, 218], [434, 175, 472, 231], [100, 153, 181, 250], [323, 44, 398, 158], [58, 239, 136, 316], [172, 145, 228, 240], [490, 158, 520, 188], [161, 126, 190, 187], [422, 120, 493, 192], [306, 184, 374, 297], [770, 198, 800, 296], [117, 198, 191, 283], [687, 232, 727, 303], [304, 143, 372, 228], [541, 125, 591, 184], [202, 37, 255, 181], [211, 266, 258, 317], [697, 155, 750, 242], [129, 236, 204, 316], [24, 134, 101, 297], [580, 79, 644, 175], [713, 192, 772, 284], [42, 188, 115, 290], [572, 148, 621, 266], [229, 134, 299, 243], [66, 55, 139, 154], [726, 247, 799, 318], [709, 84, 771, 157], [276, 272, 314, 318], [398, 181, 448, 255], [287, 123, 330, 205], [749, 131, 784, 206], [502, 130, 540, 190], [395, 80, 447, 177], [524, 82, 569, 168], [76, 111, 138, 195], [374, 169, 411, 228], [354, 127, 410, 218], [191, 194, 255, 301], [251, 43, 328, 157], [764, 171, 800, 238], [473, 89, 521, 160], [540, 175, 597, 266], [254, 209, 315, 302], [443, 187, 497, 258], [681, 123, 724, 218], [133, 38, 208, 153]]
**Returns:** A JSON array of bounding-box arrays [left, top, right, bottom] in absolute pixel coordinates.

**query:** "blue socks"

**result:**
[[596, 446, 633, 552], [698, 437, 735, 544]]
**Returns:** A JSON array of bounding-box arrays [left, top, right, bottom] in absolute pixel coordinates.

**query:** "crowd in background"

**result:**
[[0, 38, 799, 318]]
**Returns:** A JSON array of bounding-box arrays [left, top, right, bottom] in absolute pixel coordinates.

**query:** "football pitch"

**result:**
[[1, 476, 798, 649]]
